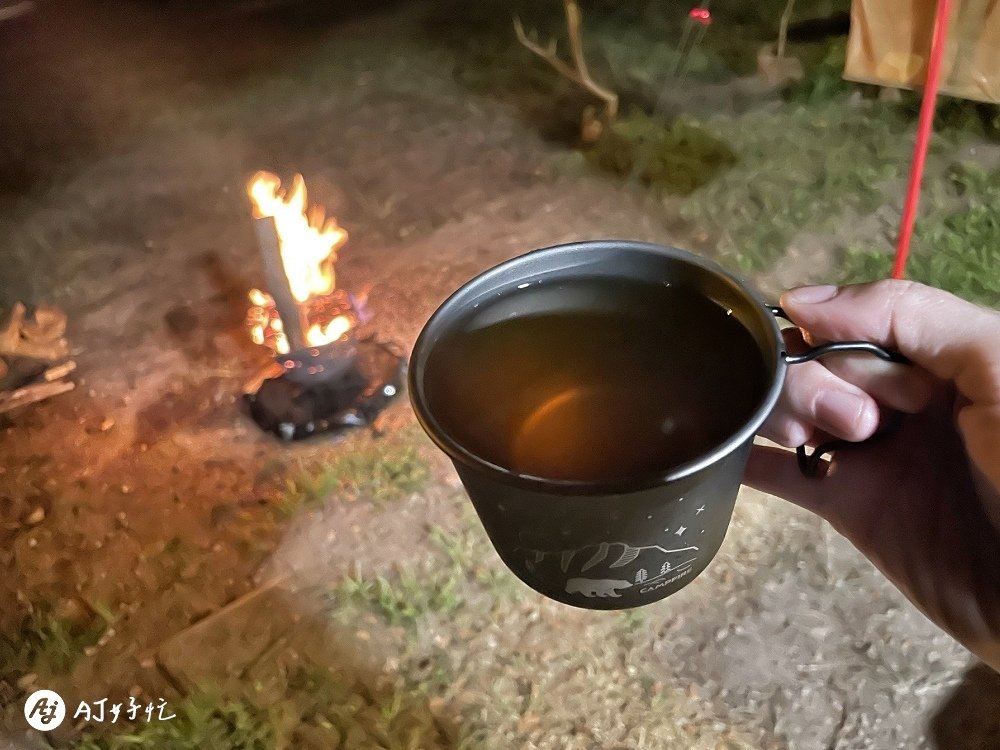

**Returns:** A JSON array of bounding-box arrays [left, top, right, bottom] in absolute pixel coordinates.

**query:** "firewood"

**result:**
[[42, 360, 76, 382], [0, 303, 25, 353], [0, 337, 69, 361], [0, 380, 75, 415], [20, 305, 67, 342], [0, 302, 69, 361]]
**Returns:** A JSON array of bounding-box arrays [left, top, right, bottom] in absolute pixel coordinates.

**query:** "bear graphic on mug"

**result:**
[[521, 541, 701, 598], [565, 578, 632, 597]]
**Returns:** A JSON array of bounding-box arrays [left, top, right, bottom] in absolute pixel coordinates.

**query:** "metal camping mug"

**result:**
[[408, 241, 907, 610]]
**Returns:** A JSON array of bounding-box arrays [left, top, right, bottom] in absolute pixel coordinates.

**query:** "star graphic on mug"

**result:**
[[695, 505, 706, 514], [675, 526, 687, 536]]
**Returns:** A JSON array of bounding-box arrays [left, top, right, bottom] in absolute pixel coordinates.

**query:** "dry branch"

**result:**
[[0, 380, 75, 415], [776, 0, 797, 59], [514, 0, 618, 137], [756, 0, 803, 86], [43, 360, 76, 382]]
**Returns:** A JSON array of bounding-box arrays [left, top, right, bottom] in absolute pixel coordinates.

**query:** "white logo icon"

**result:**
[[24, 689, 66, 731]]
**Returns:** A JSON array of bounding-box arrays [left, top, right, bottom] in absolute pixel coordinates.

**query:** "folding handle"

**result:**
[[767, 305, 911, 477]]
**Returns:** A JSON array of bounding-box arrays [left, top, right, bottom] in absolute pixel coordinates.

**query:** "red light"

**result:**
[[688, 7, 711, 24]]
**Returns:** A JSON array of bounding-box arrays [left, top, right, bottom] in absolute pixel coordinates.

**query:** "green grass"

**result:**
[[841, 163, 1000, 307], [785, 38, 854, 105], [334, 566, 463, 628], [678, 100, 911, 272], [75, 667, 456, 750], [427, 525, 516, 595], [0, 604, 110, 678], [324, 521, 515, 629], [76, 693, 274, 750], [276, 433, 431, 517], [329, 441, 431, 503]]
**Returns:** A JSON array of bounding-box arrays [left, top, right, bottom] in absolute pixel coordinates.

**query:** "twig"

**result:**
[[776, 0, 797, 59], [43, 360, 76, 382], [0, 380, 75, 415], [513, 0, 618, 121]]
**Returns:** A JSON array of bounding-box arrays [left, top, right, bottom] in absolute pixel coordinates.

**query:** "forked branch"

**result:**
[[514, 0, 618, 122]]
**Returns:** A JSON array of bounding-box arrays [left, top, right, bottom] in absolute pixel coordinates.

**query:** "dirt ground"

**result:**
[[1, 1, 999, 748]]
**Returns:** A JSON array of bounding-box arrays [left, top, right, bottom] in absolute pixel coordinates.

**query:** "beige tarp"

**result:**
[[844, 0, 1000, 103]]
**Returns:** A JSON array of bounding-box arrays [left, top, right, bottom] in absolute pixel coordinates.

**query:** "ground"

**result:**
[[1, 0, 999, 748]]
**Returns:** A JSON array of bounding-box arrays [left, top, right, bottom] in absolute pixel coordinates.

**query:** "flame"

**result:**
[[308, 315, 352, 345], [247, 171, 347, 301], [246, 171, 358, 353]]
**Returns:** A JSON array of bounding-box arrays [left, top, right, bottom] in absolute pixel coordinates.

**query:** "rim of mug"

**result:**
[[408, 240, 787, 495]]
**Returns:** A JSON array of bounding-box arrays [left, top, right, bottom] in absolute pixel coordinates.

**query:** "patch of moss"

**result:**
[[587, 111, 737, 195]]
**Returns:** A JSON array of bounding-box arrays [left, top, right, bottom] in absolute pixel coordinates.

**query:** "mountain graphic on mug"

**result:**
[[521, 541, 701, 597]]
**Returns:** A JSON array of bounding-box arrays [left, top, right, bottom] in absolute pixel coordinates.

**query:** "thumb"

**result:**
[[780, 280, 1000, 405]]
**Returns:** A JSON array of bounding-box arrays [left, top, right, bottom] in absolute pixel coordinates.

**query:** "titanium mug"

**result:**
[[408, 241, 906, 609]]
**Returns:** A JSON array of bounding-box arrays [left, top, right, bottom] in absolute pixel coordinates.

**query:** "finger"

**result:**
[[804, 355, 937, 413], [743, 444, 827, 516], [756, 409, 812, 447], [766, 357, 880, 445], [784, 289, 937, 412], [780, 281, 1000, 405]]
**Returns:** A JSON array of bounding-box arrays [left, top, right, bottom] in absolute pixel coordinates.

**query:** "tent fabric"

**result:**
[[845, 0, 1000, 104]]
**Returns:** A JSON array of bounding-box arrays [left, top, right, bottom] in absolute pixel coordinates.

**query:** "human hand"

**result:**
[[744, 280, 1000, 670]]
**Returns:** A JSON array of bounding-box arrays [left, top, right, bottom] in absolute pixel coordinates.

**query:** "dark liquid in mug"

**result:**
[[422, 277, 770, 482]]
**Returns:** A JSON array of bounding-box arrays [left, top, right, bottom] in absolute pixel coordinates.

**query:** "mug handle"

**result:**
[[768, 306, 911, 478]]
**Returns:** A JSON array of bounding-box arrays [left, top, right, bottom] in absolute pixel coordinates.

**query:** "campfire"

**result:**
[[242, 172, 403, 440], [245, 172, 357, 357]]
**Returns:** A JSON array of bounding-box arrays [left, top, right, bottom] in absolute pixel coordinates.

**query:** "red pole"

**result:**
[[892, 0, 952, 280]]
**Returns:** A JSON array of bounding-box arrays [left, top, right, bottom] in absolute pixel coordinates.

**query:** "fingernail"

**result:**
[[815, 390, 870, 436], [785, 285, 839, 304]]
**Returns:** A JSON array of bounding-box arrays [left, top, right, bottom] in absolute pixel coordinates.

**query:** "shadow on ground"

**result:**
[[930, 663, 1000, 749]]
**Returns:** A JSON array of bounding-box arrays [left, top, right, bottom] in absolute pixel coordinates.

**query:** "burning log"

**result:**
[[253, 215, 309, 353]]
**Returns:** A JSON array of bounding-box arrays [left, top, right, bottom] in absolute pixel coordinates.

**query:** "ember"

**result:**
[[242, 172, 403, 439]]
